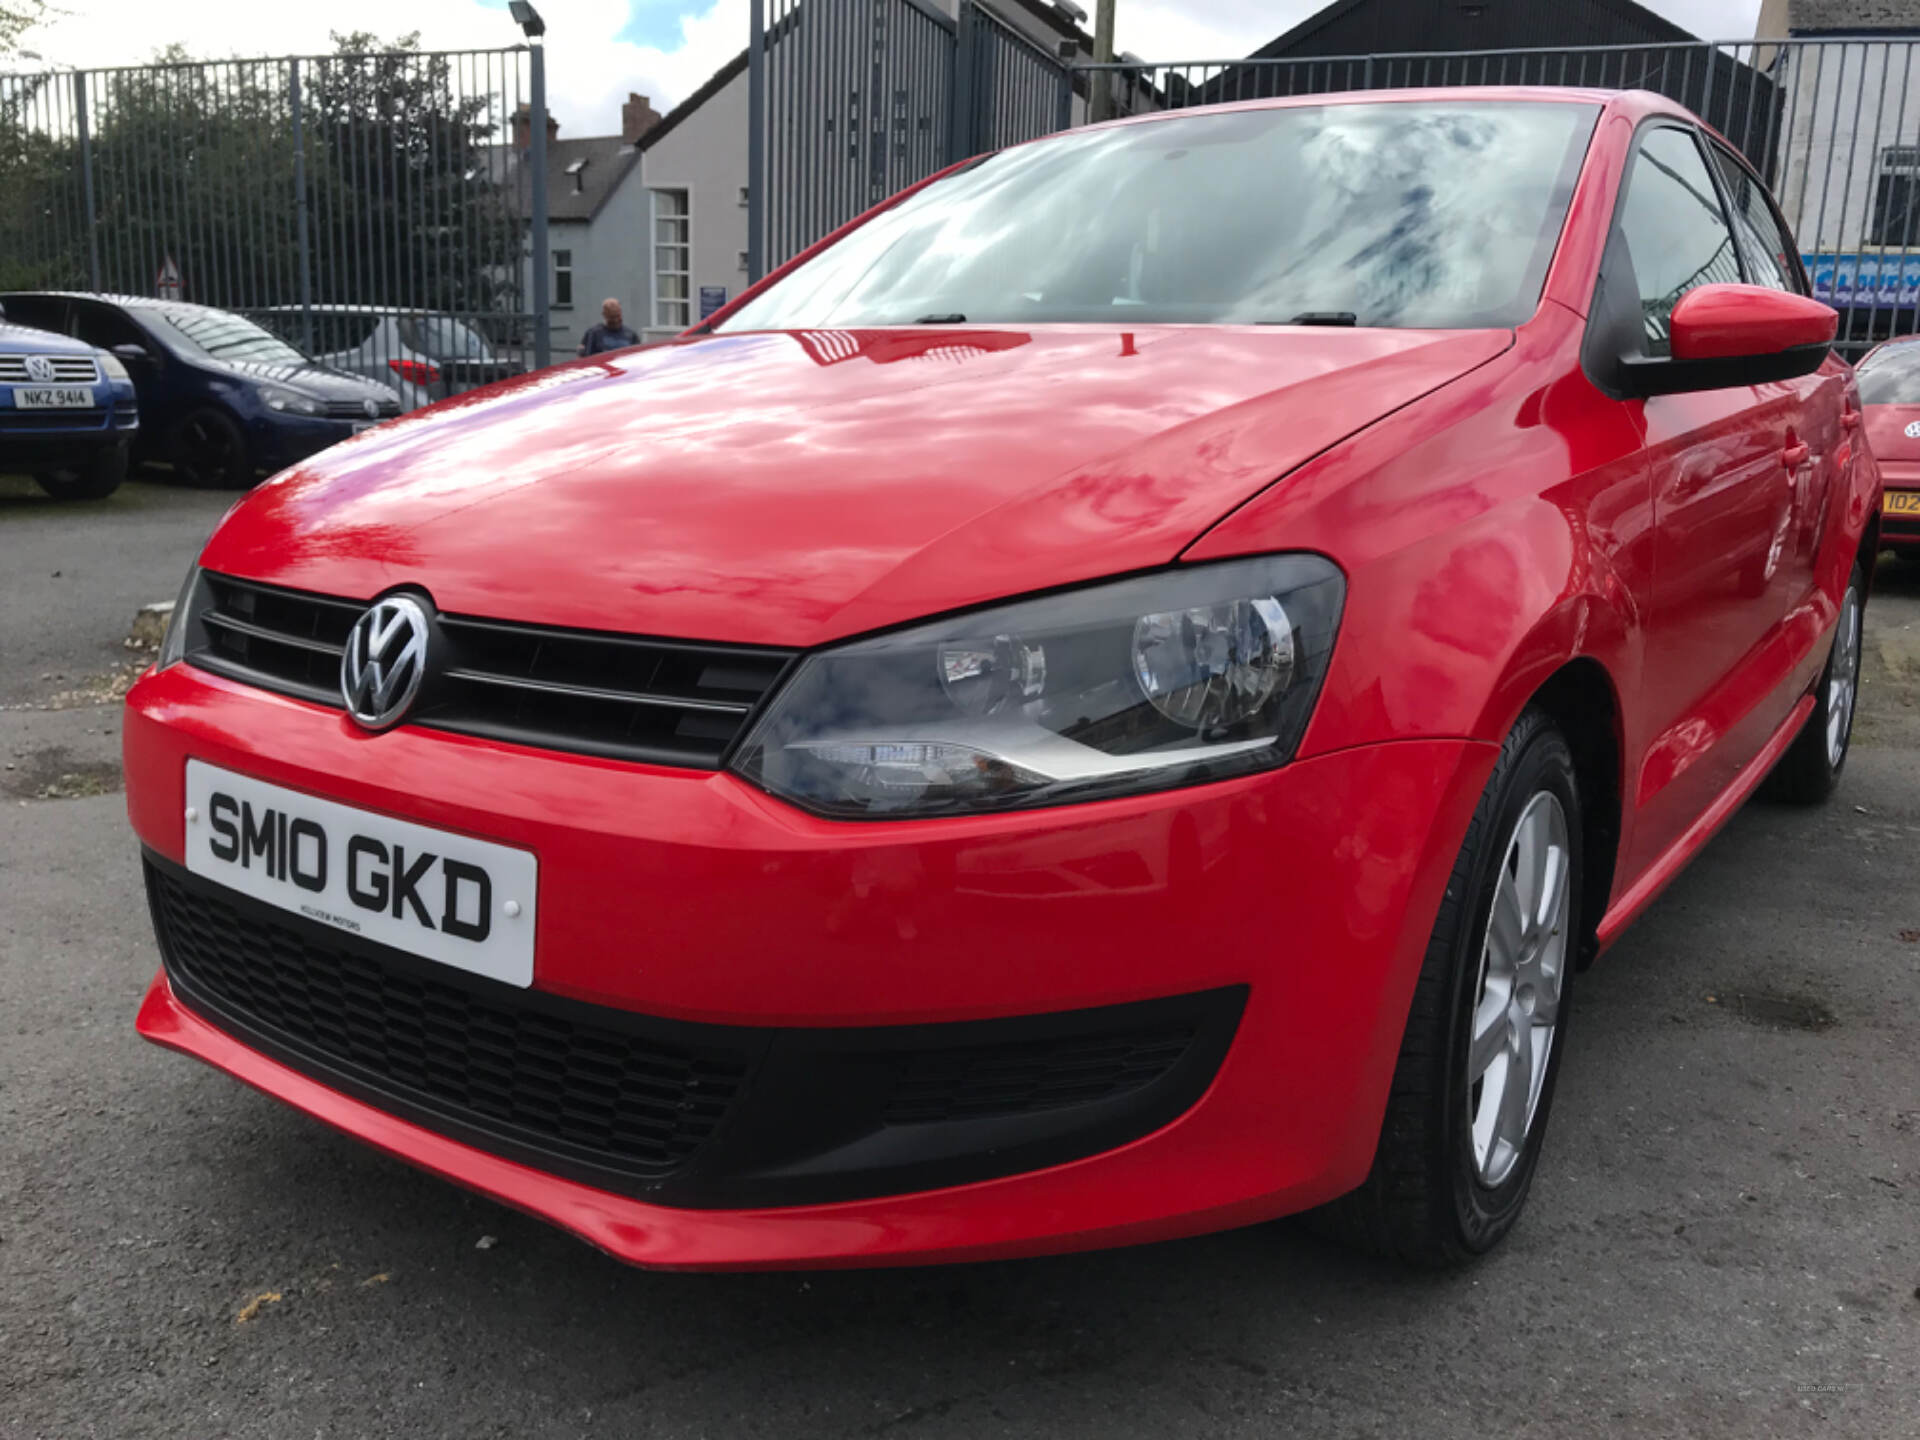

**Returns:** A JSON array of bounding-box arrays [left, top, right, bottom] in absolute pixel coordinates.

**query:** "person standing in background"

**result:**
[[579, 298, 639, 356]]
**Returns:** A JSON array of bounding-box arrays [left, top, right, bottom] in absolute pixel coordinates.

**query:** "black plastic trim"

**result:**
[[145, 851, 1246, 1209]]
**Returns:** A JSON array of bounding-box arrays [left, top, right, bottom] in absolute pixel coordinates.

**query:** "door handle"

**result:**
[[1784, 441, 1811, 468]]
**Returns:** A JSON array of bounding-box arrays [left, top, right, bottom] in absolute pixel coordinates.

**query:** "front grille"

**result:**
[[883, 1023, 1199, 1124], [322, 399, 401, 419], [148, 863, 755, 1181], [0, 354, 99, 383], [185, 572, 795, 767]]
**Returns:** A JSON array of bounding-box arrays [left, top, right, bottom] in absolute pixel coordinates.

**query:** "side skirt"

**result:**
[[1595, 692, 1817, 952]]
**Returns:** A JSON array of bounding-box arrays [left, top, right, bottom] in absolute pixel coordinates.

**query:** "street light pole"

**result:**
[[510, 2, 551, 369], [1087, 0, 1116, 124]]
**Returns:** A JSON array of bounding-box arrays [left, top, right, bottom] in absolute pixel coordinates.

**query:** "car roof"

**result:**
[[0, 290, 244, 318]]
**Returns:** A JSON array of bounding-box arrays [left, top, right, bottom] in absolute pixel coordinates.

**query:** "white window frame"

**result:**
[[651, 189, 692, 331], [552, 247, 573, 310]]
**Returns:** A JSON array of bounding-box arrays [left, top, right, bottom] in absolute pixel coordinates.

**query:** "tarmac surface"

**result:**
[[2, 473, 1915, 1438]]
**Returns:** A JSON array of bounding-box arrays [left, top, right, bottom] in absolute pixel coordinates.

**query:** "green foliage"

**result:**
[[0, 2, 51, 60], [0, 31, 526, 320]]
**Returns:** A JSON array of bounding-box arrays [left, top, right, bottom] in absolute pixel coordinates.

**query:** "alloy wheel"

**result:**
[[1465, 790, 1571, 1188], [1827, 582, 1862, 769]]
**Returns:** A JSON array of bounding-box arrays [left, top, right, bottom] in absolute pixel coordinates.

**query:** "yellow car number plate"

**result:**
[[1883, 491, 1920, 515]]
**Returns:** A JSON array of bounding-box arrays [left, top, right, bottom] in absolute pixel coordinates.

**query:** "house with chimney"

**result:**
[[500, 91, 664, 356]]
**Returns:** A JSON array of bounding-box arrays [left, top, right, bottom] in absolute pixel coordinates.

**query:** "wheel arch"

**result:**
[[1522, 657, 1623, 970]]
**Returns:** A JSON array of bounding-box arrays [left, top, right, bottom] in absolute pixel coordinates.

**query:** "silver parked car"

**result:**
[[254, 307, 526, 411]]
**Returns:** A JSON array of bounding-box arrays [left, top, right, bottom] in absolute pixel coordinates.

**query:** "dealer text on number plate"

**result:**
[[183, 760, 537, 987]]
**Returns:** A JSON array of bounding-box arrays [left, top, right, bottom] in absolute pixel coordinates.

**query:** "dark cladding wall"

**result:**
[[1248, 0, 1695, 57]]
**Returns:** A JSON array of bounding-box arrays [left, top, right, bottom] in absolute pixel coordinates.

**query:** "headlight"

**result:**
[[98, 352, 130, 383], [156, 566, 204, 670], [732, 555, 1344, 819], [261, 387, 324, 416]]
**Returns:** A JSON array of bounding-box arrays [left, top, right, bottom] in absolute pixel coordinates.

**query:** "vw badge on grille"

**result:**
[[24, 354, 56, 382], [363, 397, 379, 418], [341, 595, 430, 730]]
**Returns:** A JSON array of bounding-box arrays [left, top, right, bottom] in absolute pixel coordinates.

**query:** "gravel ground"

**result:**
[[1, 476, 1915, 1438]]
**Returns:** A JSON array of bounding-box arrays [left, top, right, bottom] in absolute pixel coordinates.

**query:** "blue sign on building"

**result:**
[[699, 286, 729, 319], [1804, 253, 1920, 307]]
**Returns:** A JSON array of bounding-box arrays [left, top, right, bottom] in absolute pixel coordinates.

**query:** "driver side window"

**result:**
[[1617, 127, 1742, 356]]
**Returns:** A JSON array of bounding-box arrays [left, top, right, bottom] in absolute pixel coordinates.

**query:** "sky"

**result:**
[[14, 0, 1769, 138]]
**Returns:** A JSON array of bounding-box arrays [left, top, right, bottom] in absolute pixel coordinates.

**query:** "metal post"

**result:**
[[747, 0, 766, 284], [529, 42, 551, 367], [950, 0, 976, 163], [289, 59, 314, 355], [1056, 51, 1074, 132], [74, 72, 100, 291], [1087, 0, 1116, 123]]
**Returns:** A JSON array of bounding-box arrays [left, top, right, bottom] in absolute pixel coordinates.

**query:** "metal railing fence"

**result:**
[[748, 0, 1069, 279], [0, 45, 549, 404], [1070, 37, 1920, 358]]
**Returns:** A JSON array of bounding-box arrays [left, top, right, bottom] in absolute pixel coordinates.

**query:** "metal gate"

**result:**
[[1069, 38, 1920, 358], [0, 44, 549, 399], [748, 0, 1070, 279]]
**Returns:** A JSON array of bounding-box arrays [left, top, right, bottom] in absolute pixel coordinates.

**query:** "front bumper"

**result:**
[[126, 660, 1495, 1268], [246, 413, 383, 471]]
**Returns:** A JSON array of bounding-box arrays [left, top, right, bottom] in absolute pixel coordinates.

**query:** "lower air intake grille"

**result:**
[[148, 863, 754, 1181], [882, 1023, 1199, 1124]]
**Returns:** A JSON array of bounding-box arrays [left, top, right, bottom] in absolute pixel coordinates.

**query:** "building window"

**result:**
[[738, 250, 750, 273], [653, 190, 691, 329], [553, 248, 573, 309], [1870, 146, 1920, 247]]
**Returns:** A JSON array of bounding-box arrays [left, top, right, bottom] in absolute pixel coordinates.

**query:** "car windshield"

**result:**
[[1859, 343, 1920, 404], [144, 306, 310, 366], [717, 100, 1599, 332], [402, 315, 495, 359]]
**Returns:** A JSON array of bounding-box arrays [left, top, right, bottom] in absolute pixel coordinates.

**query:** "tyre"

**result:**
[[32, 442, 127, 501], [1763, 561, 1864, 805], [168, 408, 252, 489], [1311, 706, 1581, 1266]]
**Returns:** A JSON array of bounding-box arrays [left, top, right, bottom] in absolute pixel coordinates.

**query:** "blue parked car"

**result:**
[[0, 293, 402, 489], [0, 303, 139, 500]]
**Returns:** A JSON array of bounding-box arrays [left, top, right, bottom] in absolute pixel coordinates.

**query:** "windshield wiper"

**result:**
[[913, 313, 969, 324], [1271, 311, 1359, 327]]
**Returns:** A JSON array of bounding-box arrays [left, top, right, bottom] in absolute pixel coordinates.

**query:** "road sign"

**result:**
[[155, 256, 182, 300]]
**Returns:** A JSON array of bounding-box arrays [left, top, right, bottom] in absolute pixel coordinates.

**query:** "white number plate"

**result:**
[[184, 760, 538, 987], [14, 386, 96, 409]]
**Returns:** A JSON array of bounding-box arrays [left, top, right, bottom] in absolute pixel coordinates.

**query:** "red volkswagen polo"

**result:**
[[126, 88, 1876, 1270], [1855, 335, 1920, 550]]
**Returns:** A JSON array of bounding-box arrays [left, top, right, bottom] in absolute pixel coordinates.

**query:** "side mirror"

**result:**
[[111, 342, 154, 365], [1619, 283, 1836, 397]]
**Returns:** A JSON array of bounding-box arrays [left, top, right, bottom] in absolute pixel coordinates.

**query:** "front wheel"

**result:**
[[168, 408, 252, 489], [1310, 706, 1581, 1266], [33, 443, 126, 501], [1764, 560, 1864, 805]]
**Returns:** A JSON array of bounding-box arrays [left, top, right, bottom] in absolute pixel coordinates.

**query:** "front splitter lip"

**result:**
[[135, 968, 1297, 1270]]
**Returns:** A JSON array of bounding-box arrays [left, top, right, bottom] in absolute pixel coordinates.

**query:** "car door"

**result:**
[[1705, 136, 1849, 654], [1614, 124, 1804, 878], [68, 300, 170, 443]]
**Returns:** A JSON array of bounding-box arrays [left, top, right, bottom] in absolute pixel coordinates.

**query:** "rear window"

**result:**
[[1859, 343, 1920, 405], [717, 99, 1600, 332], [400, 316, 495, 360]]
